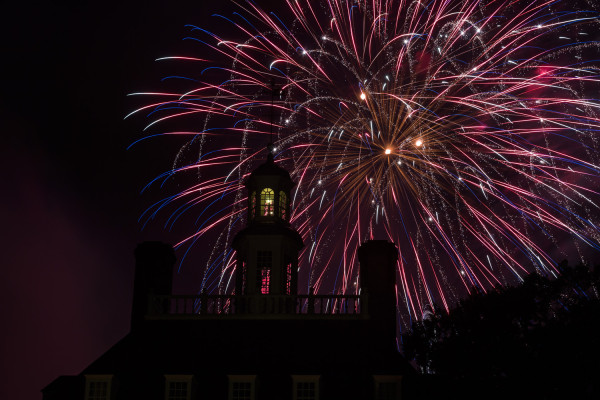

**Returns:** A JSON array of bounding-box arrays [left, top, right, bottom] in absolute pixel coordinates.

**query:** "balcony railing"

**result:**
[[147, 293, 366, 318]]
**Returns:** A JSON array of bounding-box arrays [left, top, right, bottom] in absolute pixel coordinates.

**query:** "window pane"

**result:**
[[296, 381, 317, 400], [257, 251, 272, 294], [376, 382, 397, 400], [260, 268, 271, 294], [260, 188, 274, 216], [88, 381, 109, 400], [279, 191, 287, 219], [232, 381, 253, 400], [167, 381, 189, 400]]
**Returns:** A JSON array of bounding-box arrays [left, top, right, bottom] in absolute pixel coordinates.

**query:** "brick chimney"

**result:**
[[358, 240, 398, 348], [131, 241, 175, 330]]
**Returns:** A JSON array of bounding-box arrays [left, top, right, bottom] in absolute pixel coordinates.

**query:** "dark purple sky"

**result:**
[[3, 1, 599, 399], [0, 1, 274, 399]]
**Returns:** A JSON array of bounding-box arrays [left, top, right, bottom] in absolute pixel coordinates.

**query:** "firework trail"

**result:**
[[128, 0, 600, 326]]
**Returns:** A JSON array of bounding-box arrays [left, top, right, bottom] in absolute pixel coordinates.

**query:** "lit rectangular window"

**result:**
[[260, 268, 271, 294], [260, 188, 274, 216], [228, 375, 256, 400], [292, 375, 319, 400], [165, 375, 193, 400], [374, 375, 402, 400], [84, 375, 112, 400], [257, 251, 272, 294], [279, 191, 287, 219]]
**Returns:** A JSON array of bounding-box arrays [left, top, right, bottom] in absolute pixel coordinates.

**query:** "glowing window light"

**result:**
[[260, 188, 275, 216], [257, 251, 272, 294], [279, 191, 287, 220], [260, 268, 271, 294]]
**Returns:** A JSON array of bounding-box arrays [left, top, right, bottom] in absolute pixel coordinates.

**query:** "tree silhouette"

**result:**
[[403, 261, 600, 398]]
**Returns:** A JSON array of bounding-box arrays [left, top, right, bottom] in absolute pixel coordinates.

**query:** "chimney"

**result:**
[[131, 241, 175, 330], [357, 240, 398, 346]]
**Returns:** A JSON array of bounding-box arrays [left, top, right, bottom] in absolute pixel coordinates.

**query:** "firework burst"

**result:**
[[128, 0, 600, 326]]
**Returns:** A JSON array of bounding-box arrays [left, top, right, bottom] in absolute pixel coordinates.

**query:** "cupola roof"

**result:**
[[246, 147, 294, 187]]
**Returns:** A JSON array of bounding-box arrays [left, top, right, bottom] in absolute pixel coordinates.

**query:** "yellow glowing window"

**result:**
[[261, 188, 274, 216], [279, 191, 287, 220]]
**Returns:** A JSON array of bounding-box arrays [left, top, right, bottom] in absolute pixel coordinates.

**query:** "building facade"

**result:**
[[42, 151, 415, 400]]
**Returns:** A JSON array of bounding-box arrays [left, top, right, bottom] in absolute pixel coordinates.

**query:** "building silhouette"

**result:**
[[42, 149, 416, 400]]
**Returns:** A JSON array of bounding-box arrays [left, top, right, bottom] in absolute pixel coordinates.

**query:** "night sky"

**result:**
[[3, 1, 600, 399], [0, 1, 272, 399]]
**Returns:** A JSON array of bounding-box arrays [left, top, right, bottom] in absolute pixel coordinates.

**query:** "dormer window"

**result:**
[[85, 375, 113, 400], [279, 191, 287, 220], [373, 375, 402, 400], [164, 375, 193, 400], [261, 188, 274, 216]]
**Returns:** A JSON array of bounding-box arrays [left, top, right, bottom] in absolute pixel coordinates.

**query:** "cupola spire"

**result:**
[[231, 151, 303, 313]]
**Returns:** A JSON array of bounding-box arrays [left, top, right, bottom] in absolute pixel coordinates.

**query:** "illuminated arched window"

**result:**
[[279, 191, 287, 220], [250, 191, 256, 219], [260, 188, 274, 216]]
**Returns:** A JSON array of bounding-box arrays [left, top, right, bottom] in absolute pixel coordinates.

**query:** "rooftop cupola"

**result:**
[[245, 144, 294, 225], [232, 146, 303, 311]]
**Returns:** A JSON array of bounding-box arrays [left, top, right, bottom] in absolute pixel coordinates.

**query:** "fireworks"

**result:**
[[129, 0, 600, 326]]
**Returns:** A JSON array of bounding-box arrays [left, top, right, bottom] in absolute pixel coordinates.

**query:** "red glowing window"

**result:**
[[257, 251, 272, 294], [260, 268, 271, 294]]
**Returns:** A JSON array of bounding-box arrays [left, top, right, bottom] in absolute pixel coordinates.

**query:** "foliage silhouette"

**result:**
[[403, 261, 600, 398]]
